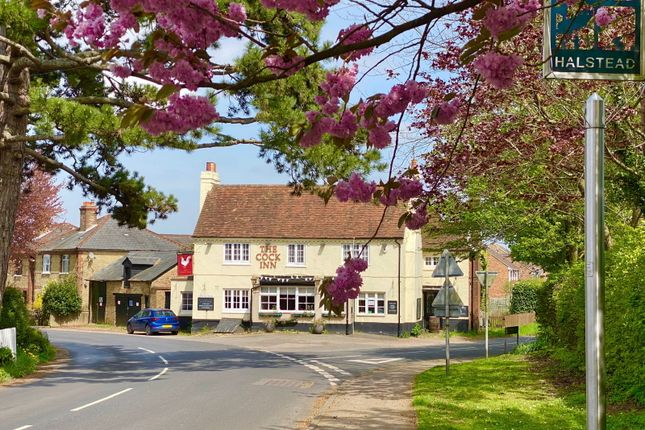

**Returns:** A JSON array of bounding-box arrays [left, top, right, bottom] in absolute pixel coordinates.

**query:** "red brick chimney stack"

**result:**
[[79, 201, 98, 231]]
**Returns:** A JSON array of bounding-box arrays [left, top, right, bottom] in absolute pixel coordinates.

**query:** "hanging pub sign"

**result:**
[[543, 0, 644, 80], [177, 253, 193, 276]]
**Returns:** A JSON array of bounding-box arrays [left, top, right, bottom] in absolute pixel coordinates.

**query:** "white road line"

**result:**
[[310, 360, 352, 376], [260, 350, 340, 386], [159, 355, 168, 365], [13, 425, 32, 430], [137, 347, 155, 354], [149, 367, 168, 381], [70, 388, 133, 412], [348, 357, 403, 365]]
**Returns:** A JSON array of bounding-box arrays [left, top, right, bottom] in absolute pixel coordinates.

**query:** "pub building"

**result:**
[[171, 162, 477, 335]]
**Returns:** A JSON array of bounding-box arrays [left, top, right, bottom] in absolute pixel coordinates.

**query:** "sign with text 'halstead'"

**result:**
[[544, 0, 644, 80]]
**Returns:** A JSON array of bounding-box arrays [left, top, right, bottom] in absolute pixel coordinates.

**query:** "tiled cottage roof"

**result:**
[[193, 185, 405, 240], [40, 217, 180, 252], [90, 251, 177, 282]]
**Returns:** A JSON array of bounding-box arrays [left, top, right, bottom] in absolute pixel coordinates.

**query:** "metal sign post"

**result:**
[[585, 93, 606, 430], [476, 271, 498, 358], [431, 249, 464, 375]]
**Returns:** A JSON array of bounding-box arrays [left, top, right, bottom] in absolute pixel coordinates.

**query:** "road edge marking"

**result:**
[[70, 388, 133, 412], [149, 367, 168, 381]]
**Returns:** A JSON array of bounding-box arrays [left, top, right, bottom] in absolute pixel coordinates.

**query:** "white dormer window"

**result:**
[[509, 269, 520, 281], [342, 243, 369, 264], [42, 254, 51, 274], [224, 243, 250, 264], [287, 244, 305, 266]]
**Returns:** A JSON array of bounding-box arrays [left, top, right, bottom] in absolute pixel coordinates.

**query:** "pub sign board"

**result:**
[[543, 0, 644, 80], [197, 297, 214, 311], [387, 300, 398, 315]]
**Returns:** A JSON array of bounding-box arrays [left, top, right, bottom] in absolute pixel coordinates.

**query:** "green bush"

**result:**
[[535, 226, 645, 405], [509, 279, 542, 314], [0, 346, 14, 366], [42, 277, 82, 319], [410, 323, 424, 337], [0, 287, 53, 355]]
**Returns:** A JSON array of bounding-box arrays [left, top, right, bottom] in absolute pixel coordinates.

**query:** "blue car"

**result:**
[[127, 308, 180, 335]]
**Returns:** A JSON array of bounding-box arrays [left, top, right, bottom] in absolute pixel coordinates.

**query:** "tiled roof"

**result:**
[[193, 185, 405, 240], [90, 251, 177, 282], [40, 217, 180, 252]]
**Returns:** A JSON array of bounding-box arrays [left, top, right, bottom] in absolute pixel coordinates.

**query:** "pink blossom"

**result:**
[[473, 52, 523, 89], [367, 121, 396, 149], [405, 205, 428, 230], [265, 54, 305, 76], [299, 116, 334, 147], [142, 94, 219, 135], [327, 257, 368, 305], [335, 173, 376, 203], [109, 64, 132, 78], [228, 3, 247, 23], [320, 66, 358, 99], [379, 188, 400, 206], [595, 8, 615, 27], [434, 98, 462, 125], [329, 111, 358, 139], [375, 81, 427, 118], [398, 178, 424, 201], [482, 0, 539, 40], [260, 0, 340, 21], [337, 24, 374, 61], [37, 9, 47, 19]]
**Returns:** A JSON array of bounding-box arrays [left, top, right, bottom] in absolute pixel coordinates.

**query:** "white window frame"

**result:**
[[260, 286, 315, 312], [287, 244, 305, 266], [61, 254, 70, 274], [223, 289, 249, 312], [424, 256, 439, 267], [509, 269, 520, 282], [357, 292, 385, 315], [42, 254, 51, 274], [342, 243, 369, 264], [223, 243, 250, 264], [181, 292, 193, 311]]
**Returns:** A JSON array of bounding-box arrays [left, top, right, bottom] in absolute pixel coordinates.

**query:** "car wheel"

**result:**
[[171, 331, 178, 335], [145, 325, 153, 336], [126, 323, 134, 334]]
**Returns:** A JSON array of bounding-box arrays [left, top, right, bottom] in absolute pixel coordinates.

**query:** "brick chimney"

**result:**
[[199, 162, 220, 211], [79, 202, 98, 231]]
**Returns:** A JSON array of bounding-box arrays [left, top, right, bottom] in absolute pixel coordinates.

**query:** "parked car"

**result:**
[[127, 308, 180, 335]]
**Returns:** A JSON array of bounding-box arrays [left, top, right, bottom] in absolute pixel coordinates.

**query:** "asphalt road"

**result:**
[[0, 330, 529, 430]]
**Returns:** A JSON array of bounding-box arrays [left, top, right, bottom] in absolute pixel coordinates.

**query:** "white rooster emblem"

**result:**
[[180, 255, 191, 267]]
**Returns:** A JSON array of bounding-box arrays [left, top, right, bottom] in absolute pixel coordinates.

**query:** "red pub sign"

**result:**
[[177, 253, 193, 276]]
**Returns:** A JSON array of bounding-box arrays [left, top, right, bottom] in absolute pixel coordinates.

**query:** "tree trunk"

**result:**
[[0, 27, 29, 307]]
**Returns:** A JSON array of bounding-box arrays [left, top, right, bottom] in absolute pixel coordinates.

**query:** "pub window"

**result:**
[[181, 292, 193, 311], [341, 243, 369, 264], [260, 286, 314, 312], [357, 292, 385, 315], [424, 256, 439, 267], [224, 243, 250, 263], [224, 289, 249, 311], [287, 244, 305, 266]]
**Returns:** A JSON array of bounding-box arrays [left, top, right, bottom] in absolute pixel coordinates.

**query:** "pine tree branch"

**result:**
[[195, 139, 262, 148]]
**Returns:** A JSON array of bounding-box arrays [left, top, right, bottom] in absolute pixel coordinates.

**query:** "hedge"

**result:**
[[42, 277, 82, 319], [509, 279, 542, 314]]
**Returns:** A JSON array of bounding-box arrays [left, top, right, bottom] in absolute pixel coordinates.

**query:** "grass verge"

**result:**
[[0, 346, 57, 383], [413, 354, 643, 429]]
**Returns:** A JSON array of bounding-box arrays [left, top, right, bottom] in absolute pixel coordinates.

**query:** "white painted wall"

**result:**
[[0, 327, 17, 358]]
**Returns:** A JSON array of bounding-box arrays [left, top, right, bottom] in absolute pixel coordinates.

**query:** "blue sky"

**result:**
[[57, 8, 429, 234]]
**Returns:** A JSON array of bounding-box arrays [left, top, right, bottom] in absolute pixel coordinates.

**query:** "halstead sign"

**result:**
[[544, 0, 644, 80]]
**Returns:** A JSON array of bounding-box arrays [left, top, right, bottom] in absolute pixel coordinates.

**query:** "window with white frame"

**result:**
[[181, 292, 193, 311], [42, 254, 51, 274], [357, 292, 385, 315], [424, 256, 439, 267], [509, 269, 520, 281], [287, 244, 305, 266], [260, 286, 315, 312], [224, 289, 249, 311], [61, 255, 70, 274], [342, 243, 368, 263], [224, 243, 250, 263]]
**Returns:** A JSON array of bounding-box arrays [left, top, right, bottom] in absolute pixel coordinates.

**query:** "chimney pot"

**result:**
[[206, 162, 216, 172], [79, 202, 98, 231]]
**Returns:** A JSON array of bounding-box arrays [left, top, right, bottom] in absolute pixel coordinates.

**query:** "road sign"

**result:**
[[475, 271, 498, 288], [431, 253, 463, 278], [543, 0, 644, 80], [431, 281, 465, 317]]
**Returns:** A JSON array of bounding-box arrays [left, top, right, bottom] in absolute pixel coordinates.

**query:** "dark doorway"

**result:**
[[423, 289, 439, 329], [90, 282, 107, 324], [114, 293, 142, 326], [164, 291, 171, 309]]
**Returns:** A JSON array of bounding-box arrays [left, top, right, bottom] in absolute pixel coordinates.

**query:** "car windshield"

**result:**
[[154, 310, 176, 317]]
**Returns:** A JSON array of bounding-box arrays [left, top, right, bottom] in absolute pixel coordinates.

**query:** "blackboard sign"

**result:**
[[505, 326, 519, 335], [197, 297, 214, 311], [387, 300, 398, 315]]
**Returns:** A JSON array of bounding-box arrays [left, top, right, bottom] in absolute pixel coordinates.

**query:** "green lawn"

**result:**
[[413, 354, 643, 430]]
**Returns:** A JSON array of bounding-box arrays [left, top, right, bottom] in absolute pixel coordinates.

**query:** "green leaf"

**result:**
[[155, 84, 177, 101]]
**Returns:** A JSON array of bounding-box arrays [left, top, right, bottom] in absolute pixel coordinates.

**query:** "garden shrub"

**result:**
[[31, 292, 49, 326], [509, 279, 542, 314], [0, 287, 52, 356], [0, 346, 14, 365], [42, 277, 81, 319], [535, 226, 645, 405]]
